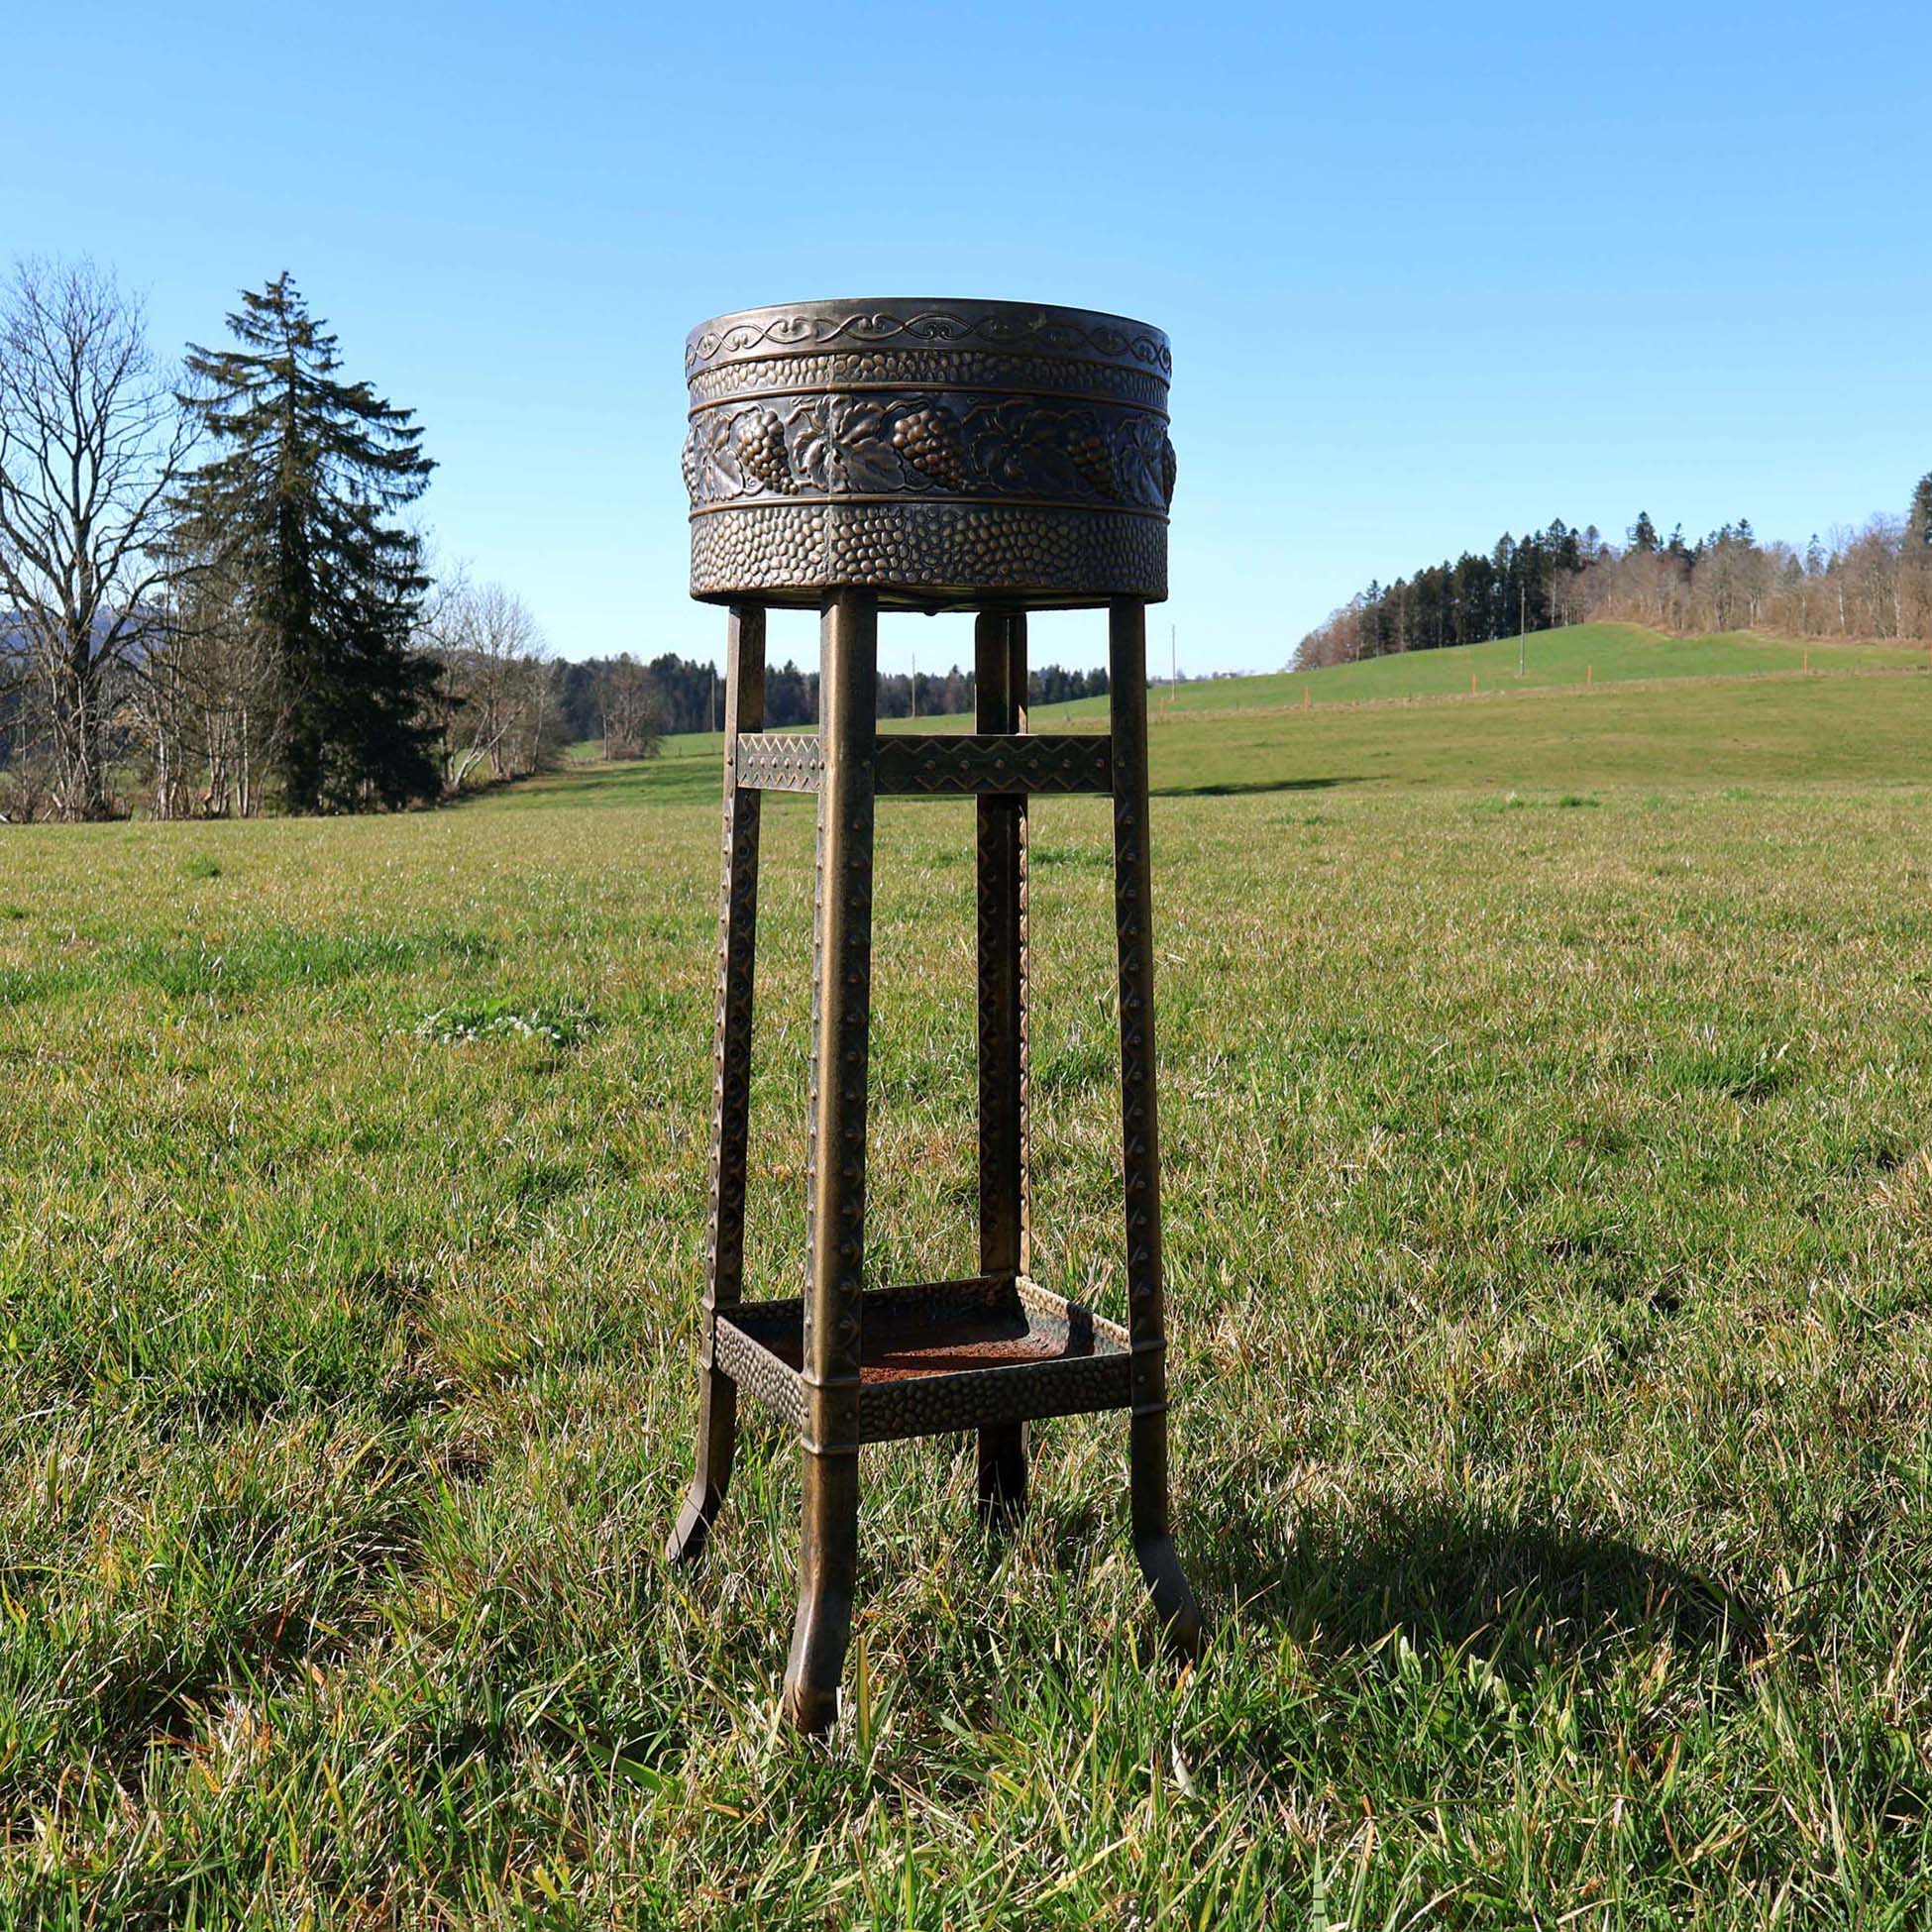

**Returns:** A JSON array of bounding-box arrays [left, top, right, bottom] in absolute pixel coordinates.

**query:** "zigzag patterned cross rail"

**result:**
[[875, 732, 1112, 796], [732, 731, 1114, 796]]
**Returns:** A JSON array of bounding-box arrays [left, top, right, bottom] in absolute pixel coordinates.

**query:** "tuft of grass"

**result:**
[[1028, 843, 1113, 871], [414, 997, 595, 1047], [1660, 1035, 1802, 1102], [0, 964, 67, 1006], [180, 854, 222, 880]]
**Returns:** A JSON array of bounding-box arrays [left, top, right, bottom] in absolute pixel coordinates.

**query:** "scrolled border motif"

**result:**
[[688, 306, 1171, 378]]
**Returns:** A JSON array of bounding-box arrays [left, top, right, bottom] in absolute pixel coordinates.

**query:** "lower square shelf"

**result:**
[[712, 1274, 1131, 1444]]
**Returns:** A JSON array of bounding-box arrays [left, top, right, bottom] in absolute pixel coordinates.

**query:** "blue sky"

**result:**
[[10, 2, 1928, 675]]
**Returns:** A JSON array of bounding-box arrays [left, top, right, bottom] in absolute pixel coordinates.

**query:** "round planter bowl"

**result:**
[[684, 298, 1173, 610]]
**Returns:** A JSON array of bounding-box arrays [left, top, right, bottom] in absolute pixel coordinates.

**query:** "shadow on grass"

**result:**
[[1185, 1489, 1763, 1678], [1156, 774, 1362, 798], [479, 759, 1361, 807]]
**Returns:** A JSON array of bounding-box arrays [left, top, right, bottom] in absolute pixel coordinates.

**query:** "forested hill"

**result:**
[[1297, 474, 1932, 669], [547, 653, 1110, 741]]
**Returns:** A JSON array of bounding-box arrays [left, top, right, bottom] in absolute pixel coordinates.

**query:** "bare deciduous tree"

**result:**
[[424, 578, 558, 792], [0, 259, 193, 818], [598, 653, 661, 761], [134, 539, 282, 818]]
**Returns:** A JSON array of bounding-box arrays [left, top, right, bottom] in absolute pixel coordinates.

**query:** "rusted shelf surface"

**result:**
[[713, 1275, 1130, 1444]]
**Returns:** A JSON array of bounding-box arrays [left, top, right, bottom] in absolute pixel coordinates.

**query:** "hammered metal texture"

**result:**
[[876, 731, 1110, 796], [685, 299, 1173, 607], [865, 1350, 1128, 1442], [713, 1315, 805, 1432]]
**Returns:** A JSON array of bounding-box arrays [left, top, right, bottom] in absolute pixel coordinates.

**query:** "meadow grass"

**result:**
[[1, 661, 1929, 1925]]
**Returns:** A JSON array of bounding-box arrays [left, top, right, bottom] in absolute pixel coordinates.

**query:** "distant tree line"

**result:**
[[1296, 478, 1932, 669], [545, 655, 1110, 749]]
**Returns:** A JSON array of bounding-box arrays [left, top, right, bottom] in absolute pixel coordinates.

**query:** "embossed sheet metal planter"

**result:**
[[683, 298, 1176, 608], [668, 297, 1201, 1734]]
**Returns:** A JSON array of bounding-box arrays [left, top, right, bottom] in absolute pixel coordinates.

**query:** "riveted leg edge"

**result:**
[[974, 607, 1032, 1529], [1109, 597, 1204, 1661], [669, 605, 767, 1564], [783, 589, 876, 1732]]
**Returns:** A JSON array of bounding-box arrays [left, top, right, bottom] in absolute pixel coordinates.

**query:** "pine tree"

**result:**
[[1905, 476, 1932, 638], [1628, 511, 1660, 555], [1909, 474, 1932, 549], [172, 274, 438, 811]]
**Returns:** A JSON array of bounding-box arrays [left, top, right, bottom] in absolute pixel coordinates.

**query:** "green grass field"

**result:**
[[3, 634, 1930, 1925]]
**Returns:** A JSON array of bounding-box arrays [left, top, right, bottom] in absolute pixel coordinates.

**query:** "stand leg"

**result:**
[[1109, 599, 1204, 1659], [785, 589, 876, 1732], [669, 606, 765, 1563], [975, 608, 1030, 1526]]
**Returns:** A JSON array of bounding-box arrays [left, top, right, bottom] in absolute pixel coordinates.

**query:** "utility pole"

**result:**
[[911, 649, 917, 723], [1518, 585, 1526, 680]]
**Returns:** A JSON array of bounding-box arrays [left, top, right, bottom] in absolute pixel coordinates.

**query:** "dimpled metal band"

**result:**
[[684, 298, 1174, 608]]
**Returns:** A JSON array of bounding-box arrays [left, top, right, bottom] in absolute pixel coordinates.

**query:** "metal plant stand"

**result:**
[[666, 299, 1201, 1732]]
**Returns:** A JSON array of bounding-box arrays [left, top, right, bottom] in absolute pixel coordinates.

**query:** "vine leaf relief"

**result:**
[[685, 393, 1176, 514], [793, 398, 902, 495]]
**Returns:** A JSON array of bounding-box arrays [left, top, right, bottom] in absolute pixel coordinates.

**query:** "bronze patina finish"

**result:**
[[683, 297, 1174, 609], [667, 298, 1201, 1734]]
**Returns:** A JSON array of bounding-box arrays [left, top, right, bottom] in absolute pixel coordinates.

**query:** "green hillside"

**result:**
[[1166, 621, 1908, 706], [1156, 670, 1931, 794], [560, 633, 1931, 812], [1047, 621, 1914, 718], [647, 624, 1923, 774]]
